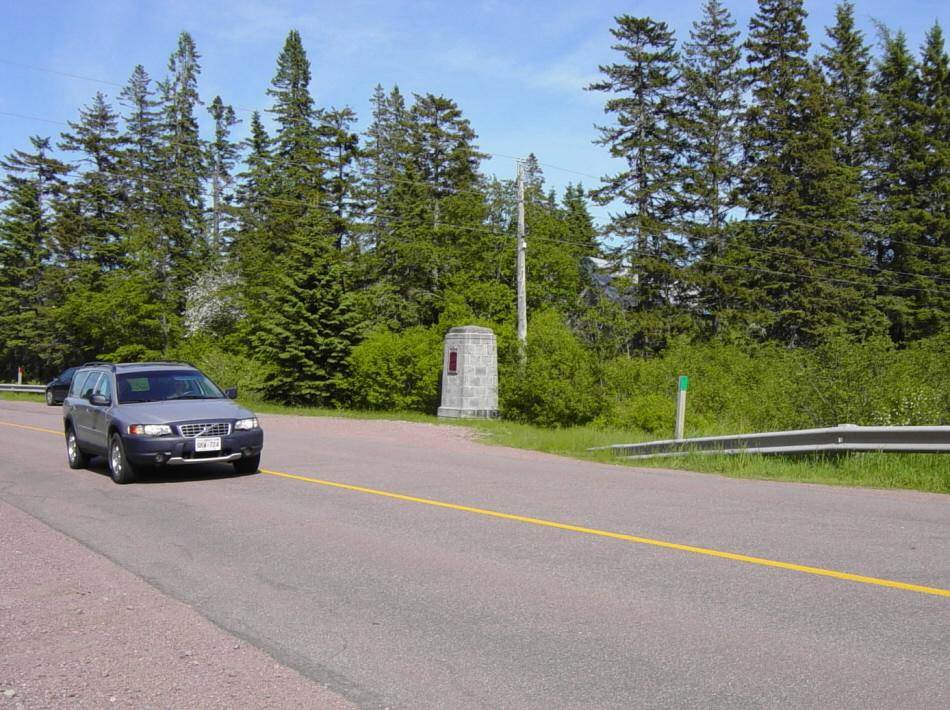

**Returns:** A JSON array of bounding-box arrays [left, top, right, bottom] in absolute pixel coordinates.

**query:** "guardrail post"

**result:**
[[675, 375, 688, 441]]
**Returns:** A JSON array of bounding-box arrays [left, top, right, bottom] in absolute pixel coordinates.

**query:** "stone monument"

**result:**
[[437, 325, 498, 419]]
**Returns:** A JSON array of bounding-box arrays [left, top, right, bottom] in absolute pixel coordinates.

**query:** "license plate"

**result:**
[[195, 437, 221, 452]]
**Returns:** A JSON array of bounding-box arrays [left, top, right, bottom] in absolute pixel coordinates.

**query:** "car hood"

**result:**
[[115, 399, 256, 424]]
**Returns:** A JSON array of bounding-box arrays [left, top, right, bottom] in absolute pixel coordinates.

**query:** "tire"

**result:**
[[108, 433, 137, 484], [46, 389, 55, 406], [233, 453, 261, 475], [66, 427, 90, 469]]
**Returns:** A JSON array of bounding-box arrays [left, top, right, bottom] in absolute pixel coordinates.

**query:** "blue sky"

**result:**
[[0, 0, 945, 225]]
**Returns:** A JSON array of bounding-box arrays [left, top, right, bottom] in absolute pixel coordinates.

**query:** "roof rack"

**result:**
[[82, 361, 113, 367], [115, 361, 197, 368]]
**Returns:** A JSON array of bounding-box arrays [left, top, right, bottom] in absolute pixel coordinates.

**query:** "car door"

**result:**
[[88, 373, 114, 453], [72, 372, 100, 449]]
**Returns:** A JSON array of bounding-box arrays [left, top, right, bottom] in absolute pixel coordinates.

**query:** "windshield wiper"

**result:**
[[165, 394, 217, 400]]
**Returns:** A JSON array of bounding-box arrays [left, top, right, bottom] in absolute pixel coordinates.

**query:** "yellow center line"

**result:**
[[0, 420, 62, 435], [2, 418, 948, 599]]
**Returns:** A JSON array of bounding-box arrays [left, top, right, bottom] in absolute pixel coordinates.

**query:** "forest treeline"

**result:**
[[1, 0, 947, 429]]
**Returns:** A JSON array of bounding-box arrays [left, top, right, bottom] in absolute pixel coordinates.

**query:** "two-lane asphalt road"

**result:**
[[1, 399, 948, 708]]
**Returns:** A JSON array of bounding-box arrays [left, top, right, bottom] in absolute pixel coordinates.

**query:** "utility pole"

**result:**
[[516, 160, 527, 356]]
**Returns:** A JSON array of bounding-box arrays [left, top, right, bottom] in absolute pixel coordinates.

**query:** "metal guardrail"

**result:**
[[597, 425, 950, 459], [0, 383, 46, 394]]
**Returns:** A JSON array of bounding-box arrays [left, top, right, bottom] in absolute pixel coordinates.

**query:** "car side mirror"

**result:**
[[225, 387, 238, 399], [89, 393, 110, 406]]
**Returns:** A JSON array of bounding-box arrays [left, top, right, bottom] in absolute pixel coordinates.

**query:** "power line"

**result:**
[[750, 217, 950, 255], [3, 103, 948, 295], [1, 107, 498, 203], [0, 58, 124, 88], [5, 142, 950, 297], [1, 57, 600, 181]]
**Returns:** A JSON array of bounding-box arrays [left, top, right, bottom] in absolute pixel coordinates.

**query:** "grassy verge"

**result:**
[[244, 400, 948, 493], [4, 391, 945, 493], [464, 419, 948, 493], [0, 391, 45, 403]]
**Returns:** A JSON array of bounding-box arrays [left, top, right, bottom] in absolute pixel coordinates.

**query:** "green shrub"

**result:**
[[170, 335, 269, 397], [499, 310, 602, 427], [348, 327, 443, 412]]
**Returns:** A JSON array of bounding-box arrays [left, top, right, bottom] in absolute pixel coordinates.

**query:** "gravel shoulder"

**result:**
[[0, 498, 354, 710]]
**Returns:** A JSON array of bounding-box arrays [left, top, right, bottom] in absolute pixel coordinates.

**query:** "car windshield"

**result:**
[[117, 370, 225, 403]]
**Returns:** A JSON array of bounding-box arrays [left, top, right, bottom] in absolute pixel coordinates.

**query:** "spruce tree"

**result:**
[[56, 92, 125, 269], [158, 31, 206, 275], [251, 223, 358, 405], [589, 15, 687, 352], [207, 96, 240, 256], [676, 0, 743, 333], [0, 137, 68, 376], [364, 85, 410, 249], [234, 111, 272, 268], [119, 65, 161, 223], [267, 29, 325, 212], [867, 30, 942, 341], [819, 2, 873, 170], [319, 106, 363, 249], [248, 29, 358, 400], [734, 0, 881, 344], [916, 24, 950, 335]]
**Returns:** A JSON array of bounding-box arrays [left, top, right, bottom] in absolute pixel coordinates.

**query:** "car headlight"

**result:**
[[128, 424, 173, 437], [234, 418, 259, 431]]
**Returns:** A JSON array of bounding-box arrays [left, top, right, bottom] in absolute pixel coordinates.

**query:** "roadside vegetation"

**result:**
[[1, 1, 946, 491], [4, 387, 946, 493]]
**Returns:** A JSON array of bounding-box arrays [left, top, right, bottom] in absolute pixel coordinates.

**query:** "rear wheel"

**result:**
[[66, 427, 90, 469], [233, 453, 261, 475], [108, 433, 137, 484]]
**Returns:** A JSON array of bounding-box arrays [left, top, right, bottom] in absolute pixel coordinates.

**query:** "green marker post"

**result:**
[[675, 375, 688, 440]]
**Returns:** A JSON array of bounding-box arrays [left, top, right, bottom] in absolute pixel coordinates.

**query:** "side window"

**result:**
[[93, 374, 112, 403], [81, 373, 101, 399], [69, 371, 92, 398]]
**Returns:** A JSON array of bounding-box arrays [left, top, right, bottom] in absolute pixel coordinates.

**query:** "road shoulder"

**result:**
[[0, 499, 354, 709]]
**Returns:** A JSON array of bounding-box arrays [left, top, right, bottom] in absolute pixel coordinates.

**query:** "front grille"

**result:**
[[178, 422, 231, 438]]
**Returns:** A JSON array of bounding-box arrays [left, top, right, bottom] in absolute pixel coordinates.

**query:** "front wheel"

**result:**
[[108, 433, 137, 484], [233, 454, 261, 475], [46, 389, 55, 406], [66, 427, 90, 469]]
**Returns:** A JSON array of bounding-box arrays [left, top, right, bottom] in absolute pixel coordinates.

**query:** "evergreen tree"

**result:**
[[233, 111, 272, 270], [119, 65, 162, 224], [0, 137, 68, 376], [868, 31, 930, 340], [819, 2, 873, 169], [251, 226, 358, 405], [916, 24, 950, 335], [678, 0, 742, 252], [869, 26, 950, 340], [207, 96, 240, 256], [589, 15, 687, 352], [267, 29, 325, 211], [158, 31, 206, 275], [56, 92, 126, 269], [676, 0, 744, 332], [246, 29, 359, 400], [364, 84, 410, 249], [407, 93, 483, 226], [733, 0, 881, 344], [319, 106, 363, 249]]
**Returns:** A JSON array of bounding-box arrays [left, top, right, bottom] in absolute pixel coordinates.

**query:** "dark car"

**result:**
[[63, 361, 264, 484], [45, 367, 78, 406]]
